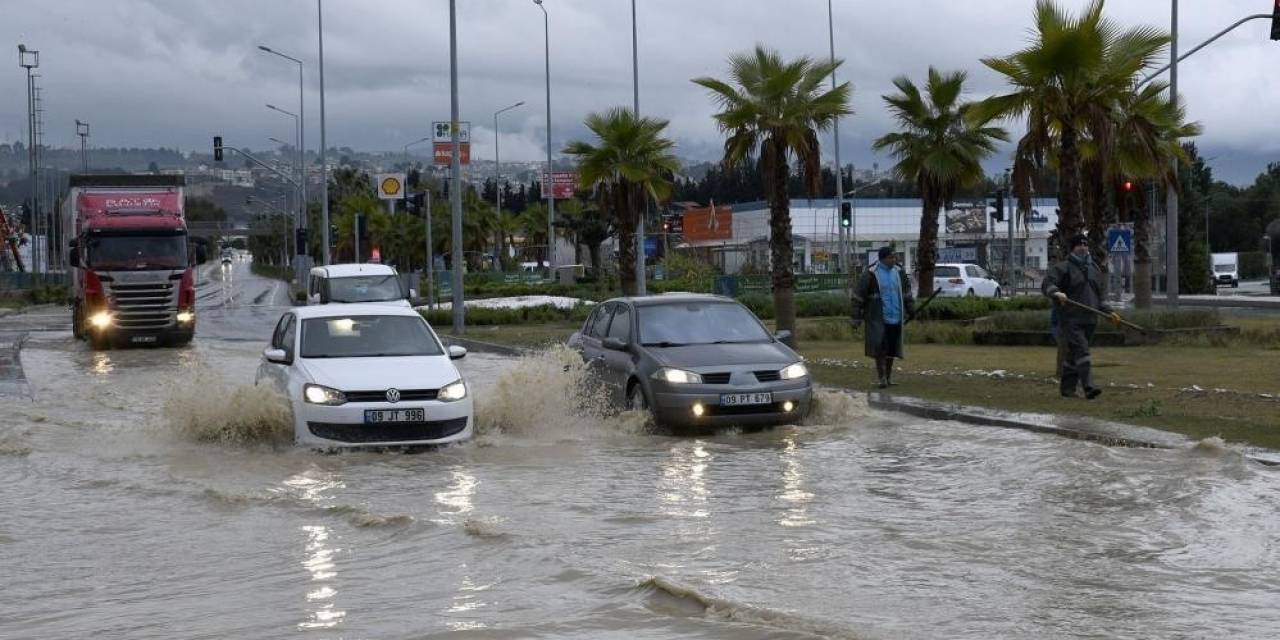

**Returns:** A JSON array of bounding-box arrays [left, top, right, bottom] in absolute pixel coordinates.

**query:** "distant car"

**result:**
[[255, 304, 472, 448], [568, 293, 812, 428], [933, 263, 1002, 298], [306, 263, 412, 307]]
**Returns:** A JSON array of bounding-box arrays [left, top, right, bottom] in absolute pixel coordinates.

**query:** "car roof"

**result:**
[[289, 303, 423, 320], [602, 293, 739, 307], [309, 263, 398, 278]]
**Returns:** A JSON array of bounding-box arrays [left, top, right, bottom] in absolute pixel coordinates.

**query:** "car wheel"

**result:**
[[626, 381, 649, 412]]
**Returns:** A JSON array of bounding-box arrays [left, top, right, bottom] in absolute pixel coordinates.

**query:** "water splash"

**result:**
[[0, 432, 31, 457], [801, 388, 871, 428], [162, 371, 293, 446], [463, 516, 508, 539]]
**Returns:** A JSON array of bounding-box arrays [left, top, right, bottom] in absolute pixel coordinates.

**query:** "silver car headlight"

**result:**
[[438, 379, 468, 402], [779, 362, 808, 380], [653, 368, 703, 384], [303, 383, 347, 406]]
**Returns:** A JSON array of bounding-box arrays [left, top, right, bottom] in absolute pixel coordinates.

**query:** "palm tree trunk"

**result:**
[[1133, 187, 1153, 308], [769, 144, 796, 340], [588, 242, 603, 278], [915, 185, 940, 300], [1055, 125, 1084, 262], [1084, 163, 1109, 273], [617, 186, 638, 295]]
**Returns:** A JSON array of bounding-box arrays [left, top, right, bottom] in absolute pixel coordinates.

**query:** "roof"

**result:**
[[606, 293, 737, 307], [289, 303, 421, 320], [309, 263, 398, 277]]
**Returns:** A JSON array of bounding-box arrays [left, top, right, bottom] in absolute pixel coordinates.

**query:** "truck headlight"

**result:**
[[176, 311, 195, 324], [438, 379, 467, 402], [303, 384, 347, 406], [89, 311, 113, 329], [779, 362, 808, 380], [653, 368, 703, 384]]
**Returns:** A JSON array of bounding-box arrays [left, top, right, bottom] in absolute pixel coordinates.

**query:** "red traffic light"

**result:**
[[1122, 180, 1133, 192]]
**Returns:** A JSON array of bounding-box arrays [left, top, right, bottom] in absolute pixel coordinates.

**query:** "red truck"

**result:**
[[63, 174, 196, 348]]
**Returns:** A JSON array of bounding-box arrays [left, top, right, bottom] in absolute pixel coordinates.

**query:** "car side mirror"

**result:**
[[602, 337, 628, 351], [263, 347, 290, 364], [448, 345, 467, 360], [408, 288, 418, 300], [773, 329, 793, 343]]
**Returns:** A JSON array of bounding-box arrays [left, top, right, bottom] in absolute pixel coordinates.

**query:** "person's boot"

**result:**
[[885, 358, 898, 386], [875, 358, 888, 389], [1085, 387, 1102, 400]]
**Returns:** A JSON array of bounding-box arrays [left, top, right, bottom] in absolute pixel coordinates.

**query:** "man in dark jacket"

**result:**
[[851, 246, 915, 389], [1042, 233, 1121, 399]]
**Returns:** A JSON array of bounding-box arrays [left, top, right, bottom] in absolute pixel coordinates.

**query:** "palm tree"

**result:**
[[563, 108, 680, 295], [873, 68, 1007, 298], [693, 45, 850, 336], [973, 0, 1168, 259]]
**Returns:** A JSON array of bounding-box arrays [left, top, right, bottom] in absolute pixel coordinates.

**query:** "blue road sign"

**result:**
[[1107, 228, 1133, 255]]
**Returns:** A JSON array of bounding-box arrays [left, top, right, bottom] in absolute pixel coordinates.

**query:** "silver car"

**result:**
[[568, 294, 812, 428]]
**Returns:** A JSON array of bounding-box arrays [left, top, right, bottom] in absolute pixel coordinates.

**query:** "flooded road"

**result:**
[[2, 262, 1278, 639]]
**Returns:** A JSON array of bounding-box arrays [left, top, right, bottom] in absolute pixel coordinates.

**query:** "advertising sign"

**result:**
[[945, 206, 988, 235], [433, 142, 471, 165], [431, 121, 471, 143], [543, 171, 578, 199], [680, 205, 733, 242], [937, 246, 978, 263], [374, 173, 407, 200], [78, 191, 182, 215]]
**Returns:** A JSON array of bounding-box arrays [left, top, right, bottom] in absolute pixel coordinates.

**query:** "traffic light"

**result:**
[[1272, 0, 1280, 40], [295, 228, 308, 251], [1122, 180, 1134, 192], [407, 192, 425, 214], [329, 224, 338, 246], [355, 214, 367, 240], [840, 201, 852, 228], [213, 136, 223, 162], [990, 189, 1006, 223]]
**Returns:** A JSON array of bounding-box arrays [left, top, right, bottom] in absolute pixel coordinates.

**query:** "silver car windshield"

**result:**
[[327, 275, 403, 303], [637, 302, 771, 346], [300, 316, 443, 358]]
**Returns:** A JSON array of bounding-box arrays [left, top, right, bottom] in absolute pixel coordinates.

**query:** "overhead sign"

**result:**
[[1107, 227, 1133, 255], [432, 121, 471, 143], [433, 142, 471, 166], [374, 173, 406, 200], [543, 171, 577, 199]]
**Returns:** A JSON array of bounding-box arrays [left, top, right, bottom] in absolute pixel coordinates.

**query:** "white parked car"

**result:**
[[306, 263, 412, 306], [256, 304, 472, 448], [933, 263, 1002, 298]]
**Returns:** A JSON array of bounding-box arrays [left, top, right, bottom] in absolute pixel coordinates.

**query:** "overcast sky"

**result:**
[[3, 0, 1278, 183]]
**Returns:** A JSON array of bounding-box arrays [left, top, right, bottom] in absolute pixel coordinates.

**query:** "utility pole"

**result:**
[[317, 0, 331, 265], [827, 0, 846, 278], [19, 46, 39, 274], [1166, 0, 1179, 303], [449, 0, 465, 333], [633, 0, 646, 295], [425, 189, 433, 308], [534, 0, 556, 276], [76, 120, 90, 172]]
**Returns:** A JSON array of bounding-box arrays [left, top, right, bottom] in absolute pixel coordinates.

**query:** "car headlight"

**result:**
[[303, 383, 347, 406], [653, 368, 703, 384], [438, 379, 467, 402], [779, 362, 808, 380]]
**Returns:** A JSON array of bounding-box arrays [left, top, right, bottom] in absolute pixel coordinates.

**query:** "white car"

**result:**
[[256, 304, 473, 448], [306, 263, 412, 307], [933, 263, 1002, 298]]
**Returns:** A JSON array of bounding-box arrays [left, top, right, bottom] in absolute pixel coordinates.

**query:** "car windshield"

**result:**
[[300, 315, 443, 358], [637, 301, 771, 346], [326, 275, 402, 303], [1214, 264, 1235, 273], [934, 266, 961, 278], [86, 232, 187, 271]]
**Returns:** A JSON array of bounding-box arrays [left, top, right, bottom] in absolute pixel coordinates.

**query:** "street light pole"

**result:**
[[533, 0, 556, 275], [827, 0, 846, 276], [632, 0, 646, 295], [257, 45, 307, 259], [403, 136, 433, 305], [449, 0, 465, 334], [1166, 0, 1179, 303], [18, 45, 39, 274], [75, 120, 90, 173], [266, 103, 302, 271], [317, 0, 331, 265], [493, 101, 524, 273]]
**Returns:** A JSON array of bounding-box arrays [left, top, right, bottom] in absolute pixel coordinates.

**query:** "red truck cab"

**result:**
[[64, 174, 195, 348]]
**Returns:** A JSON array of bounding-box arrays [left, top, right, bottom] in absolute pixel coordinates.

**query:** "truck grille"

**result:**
[[108, 281, 176, 330]]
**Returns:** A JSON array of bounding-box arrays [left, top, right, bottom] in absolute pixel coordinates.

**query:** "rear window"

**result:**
[[934, 266, 961, 278]]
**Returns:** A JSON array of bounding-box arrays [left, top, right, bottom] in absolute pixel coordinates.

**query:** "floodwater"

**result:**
[[2, 262, 1278, 639]]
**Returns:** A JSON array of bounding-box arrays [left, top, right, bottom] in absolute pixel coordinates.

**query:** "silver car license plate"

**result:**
[[720, 392, 772, 406], [364, 408, 426, 424], [130, 335, 158, 344]]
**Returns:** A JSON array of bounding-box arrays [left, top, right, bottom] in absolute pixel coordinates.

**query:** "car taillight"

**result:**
[[179, 267, 195, 309], [84, 270, 107, 308], [948, 278, 965, 284]]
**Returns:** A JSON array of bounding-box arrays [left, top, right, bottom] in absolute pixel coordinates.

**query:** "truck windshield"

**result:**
[[86, 232, 188, 271], [1214, 264, 1235, 273], [326, 275, 403, 303]]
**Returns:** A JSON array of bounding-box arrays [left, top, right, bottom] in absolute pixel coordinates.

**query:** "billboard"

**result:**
[[433, 142, 471, 165], [945, 206, 988, 235], [543, 171, 577, 199], [681, 205, 733, 242]]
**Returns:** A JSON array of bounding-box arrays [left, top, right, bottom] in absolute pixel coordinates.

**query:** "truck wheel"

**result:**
[[72, 303, 85, 340]]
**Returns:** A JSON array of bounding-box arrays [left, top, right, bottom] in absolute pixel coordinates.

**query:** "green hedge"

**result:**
[[1238, 251, 1266, 280], [986, 308, 1221, 331], [421, 303, 593, 327], [738, 291, 1050, 321]]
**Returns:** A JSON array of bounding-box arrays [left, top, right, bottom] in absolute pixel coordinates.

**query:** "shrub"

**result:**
[[1238, 251, 1266, 280], [421, 303, 593, 327], [986, 308, 1222, 332]]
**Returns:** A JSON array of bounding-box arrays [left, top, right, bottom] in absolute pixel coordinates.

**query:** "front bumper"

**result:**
[[293, 398, 474, 448], [650, 380, 813, 428]]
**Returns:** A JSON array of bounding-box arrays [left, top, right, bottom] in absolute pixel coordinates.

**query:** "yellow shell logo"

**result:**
[[381, 177, 402, 196]]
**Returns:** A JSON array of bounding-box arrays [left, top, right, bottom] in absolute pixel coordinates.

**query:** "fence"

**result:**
[[715, 273, 848, 297], [0, 272, 69, 292]]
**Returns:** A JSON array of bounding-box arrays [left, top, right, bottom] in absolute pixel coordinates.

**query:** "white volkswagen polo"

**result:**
[[256, 304, 473, 448]]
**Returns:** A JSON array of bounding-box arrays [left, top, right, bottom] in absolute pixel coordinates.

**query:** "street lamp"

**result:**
[[18, 45, 40, 273], [844, 178, 886, 273], [75, 120, 90, 173], [493, 101, 524, 272], [265, 104, 302, 238], [532, 0, 556, 274], [827, 0, 847, 275], [258, 44, 307, 256], [316, 0, 331, 265]]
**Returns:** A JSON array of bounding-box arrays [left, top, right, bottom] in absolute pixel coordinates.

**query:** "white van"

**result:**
[[1211, 252, 1239, 288], [307, 263, 413, 307]]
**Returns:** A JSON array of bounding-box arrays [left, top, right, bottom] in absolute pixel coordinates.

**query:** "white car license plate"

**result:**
[[130, 335, 158, 344], [364, 408, 426, 424], [720, 392, 772, 406]]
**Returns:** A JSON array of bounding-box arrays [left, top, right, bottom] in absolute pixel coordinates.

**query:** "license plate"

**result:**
[[130, 335, 158, 344], [364, 408, 426, 424], [720, 392, 772, 406]]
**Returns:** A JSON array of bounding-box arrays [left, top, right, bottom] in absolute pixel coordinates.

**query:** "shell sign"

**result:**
[[375, 173, 406, 200]]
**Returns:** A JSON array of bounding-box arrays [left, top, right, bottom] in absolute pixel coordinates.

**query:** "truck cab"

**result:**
[[64, 175, 195, 348]]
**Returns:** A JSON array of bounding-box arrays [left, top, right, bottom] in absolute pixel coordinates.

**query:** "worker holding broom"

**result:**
[[1042, 233, 1124, 399]]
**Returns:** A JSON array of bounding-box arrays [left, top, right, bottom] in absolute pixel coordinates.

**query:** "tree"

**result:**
[[563, 108, 680, 295], [873, 67, 1007, 298], [556, 200, 615, 274], [974, 0, 1169, 260], [693, 45, 851, 337]]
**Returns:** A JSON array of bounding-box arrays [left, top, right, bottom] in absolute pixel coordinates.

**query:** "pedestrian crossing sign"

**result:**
[[1107, 228, 1132, 255]]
